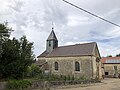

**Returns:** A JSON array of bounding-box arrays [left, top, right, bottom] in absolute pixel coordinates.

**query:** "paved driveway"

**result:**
[[57, 78, 120, 90]]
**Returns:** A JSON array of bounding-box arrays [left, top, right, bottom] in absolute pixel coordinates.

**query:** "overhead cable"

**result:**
[[62, 0, 120, 28]]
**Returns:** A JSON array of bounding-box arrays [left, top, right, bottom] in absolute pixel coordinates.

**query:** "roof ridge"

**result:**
[[57, 42, 96, 48]]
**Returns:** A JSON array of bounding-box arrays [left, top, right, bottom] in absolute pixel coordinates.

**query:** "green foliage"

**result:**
[[116, 53, 120, 57], [6, 79, 32, 90], [0, 22, 13, 64], [107, 55, 112, 57], [0, 22, 12, 40], [36, 74, 76, 81], [0, 38, 21, 79], [20, 36, 34, 66], [26, 64, 42, 77], [71, 76, 75, 80], [78, 76, 89, 80], [0, 22, 35, 79]]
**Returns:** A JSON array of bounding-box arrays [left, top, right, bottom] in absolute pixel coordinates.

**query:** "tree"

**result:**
[[19, 36, 35, 78], [0, 22, 35, 79], [0, 38, 21, 78], [0, 22, 12, 40], [0, 22, 12, 58], [107, 55, 112, 57], [116, 53, 120, 57]]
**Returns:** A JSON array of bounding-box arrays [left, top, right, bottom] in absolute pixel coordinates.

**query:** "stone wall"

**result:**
[[28, 80, 50, 90], [0, 79, 101, 90], [0, 82, 6, 90], [104, 64, 120, 77], [47, 56, 93, 79], [0, 81, 50, 90], [37, 56, 103, 79]]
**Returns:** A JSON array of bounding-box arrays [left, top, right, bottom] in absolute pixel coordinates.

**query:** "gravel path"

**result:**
[[57, 78, 120, 90]]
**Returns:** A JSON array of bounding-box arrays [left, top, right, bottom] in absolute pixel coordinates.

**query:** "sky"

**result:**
[[0, 0, 120, 57]]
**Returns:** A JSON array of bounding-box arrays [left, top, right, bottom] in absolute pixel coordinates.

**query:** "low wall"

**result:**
[[0, 81, 50, 90], [28, 80, 50, 90], [0, 79, 101, 90], [0, 82, 6, 90], [29, 79, 101, 90], [49, 79, 101, 87]]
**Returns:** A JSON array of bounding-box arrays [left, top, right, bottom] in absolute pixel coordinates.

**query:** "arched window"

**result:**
[[55, 62, 58, 70], [75, 61, 80, 71]]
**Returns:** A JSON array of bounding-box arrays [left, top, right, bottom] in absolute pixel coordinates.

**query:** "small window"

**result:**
[[55, 62, 58, 71], [55, 41, 57, 47], [49, 41, 51, 46], [105, 72, 108, 75], [114, 66, 117, 70], [75, 61, 80, 71]]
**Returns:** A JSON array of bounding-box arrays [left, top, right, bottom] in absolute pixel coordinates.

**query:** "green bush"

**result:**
[[37, 74, 75, 81], [45, 74, 63, 81], [78, 76, 89, 80], [35, 73, 88, 81], [26, 64, 42, 78], [6, 79, 32, 90]]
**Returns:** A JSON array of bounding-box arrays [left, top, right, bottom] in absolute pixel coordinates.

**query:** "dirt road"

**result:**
[[57, 78, 120, 90]]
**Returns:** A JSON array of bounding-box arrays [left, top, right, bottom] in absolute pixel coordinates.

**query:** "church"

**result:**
[[36, 27, 103, 79]]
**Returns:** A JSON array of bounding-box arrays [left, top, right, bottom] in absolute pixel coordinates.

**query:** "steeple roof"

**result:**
[[47, 30, 58, 40]]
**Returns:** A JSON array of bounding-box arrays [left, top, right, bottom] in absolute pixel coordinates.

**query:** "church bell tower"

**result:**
[[46, 27, 58, 53]]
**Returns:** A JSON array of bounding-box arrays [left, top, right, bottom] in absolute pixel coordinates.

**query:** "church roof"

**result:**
[[37, 42, 97, 58], [38, 51, 49, 57], [47, 30, 57, 40]]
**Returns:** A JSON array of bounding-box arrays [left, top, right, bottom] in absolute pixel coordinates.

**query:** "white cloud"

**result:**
[[0, 0, 9, 11], [67, 15, 90, 26], [98, 42, 120, 57], [106, 25, 120, 37], [0, 0, 120, 57]]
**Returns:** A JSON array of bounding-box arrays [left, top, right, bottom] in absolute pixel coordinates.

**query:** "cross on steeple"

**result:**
[[52, 22, 54, 31]]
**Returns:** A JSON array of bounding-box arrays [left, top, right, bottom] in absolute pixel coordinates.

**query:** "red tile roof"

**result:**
[[101, 57, 120, 63]]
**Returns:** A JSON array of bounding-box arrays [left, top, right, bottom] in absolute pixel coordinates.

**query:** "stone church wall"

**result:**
[[47, 56, 93, 79]]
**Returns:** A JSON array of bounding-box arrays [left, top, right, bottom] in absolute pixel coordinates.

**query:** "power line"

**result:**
[[62, 0, 120, 28]]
